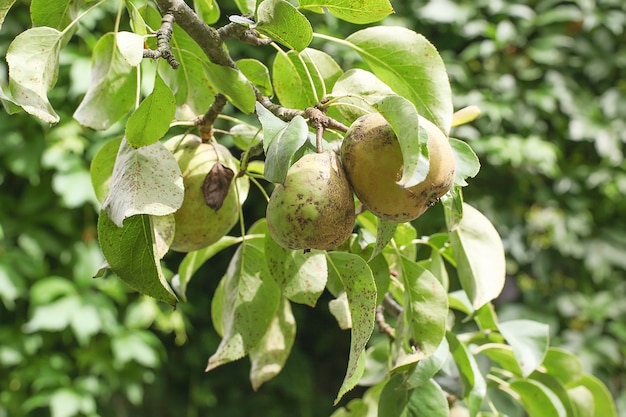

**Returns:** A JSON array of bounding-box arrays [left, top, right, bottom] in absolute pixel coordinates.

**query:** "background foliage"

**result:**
[[1, 0, 624, 416]]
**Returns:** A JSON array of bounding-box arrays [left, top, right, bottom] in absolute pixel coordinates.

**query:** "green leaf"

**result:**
[[194, 0, 220, 24], [370, 218, 397, 261], [273, 48, 342, 109], [345, 26, 453, 135], [541, 348, 583, 386], [204, 59, 256, 114], [475, 343, 523, 377], [499, 319, 549, 378], [446, 332, 486, 416], [298, 0, 393, 24], [97, 212, 178, 305], [0, 0, 17, 29], [566, 385, 595, 417], [374, 95, 430, 188], [74, 33, 137, 130], [509, 379, 567, 417], [206, 240, 282, 371], [405, 337, 449, 389], [529, 373, 578, 417], [449, 138, 480, 187], [264, 234, 327, 306], [90, 137, 122, 203], [571, 374, 618, 417], [115, 31, 145, 67], [102, 139, 184, 227], [448, 203, 505, 309], [6, 26, 62, 123], [327, 252, 377, 404], [378, 373, 410, 416], [176, 235, 243, 300], [249, 297, 296, 390], [330, 68, 394, 123], [396, 257, 448, 366], [237, 58, 273, 97], [30, 0, 81, 30], [125, 74, 176, 148], [256, 0, 313, 52], [258, 105, 309, 184], [406, 379, 449, 417]]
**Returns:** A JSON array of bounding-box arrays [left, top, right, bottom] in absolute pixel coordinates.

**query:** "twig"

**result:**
[[218, 22, 273, 46], [142, 11, 180, 69], [195, 94, 228, 140], [375, 305, 396, 339]]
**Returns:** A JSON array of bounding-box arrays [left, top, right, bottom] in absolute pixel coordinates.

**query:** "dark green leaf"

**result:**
[[74, 33, 137, 130], [90, 137, 122, 203], [97, 212, 178, 305], [345, 27, 453, 135], [298, 0, 393, 24], [125, 74, 176, 148], [6, 27, 62, 123], [256, 0, 312, 52], [370, 218, 397, 261]]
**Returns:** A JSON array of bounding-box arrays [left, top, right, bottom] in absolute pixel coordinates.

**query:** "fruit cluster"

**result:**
[[163, 113, 456, 253], [267, 112, 456, 250]]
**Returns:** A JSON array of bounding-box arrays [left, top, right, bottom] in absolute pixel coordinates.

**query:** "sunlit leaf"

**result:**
[[450, 138, 480, 187], [30, 0, 81, 30], [345, 27, 453, 135], [509, 379, 567, 417], [206, 240, 281, 371], [257, 104, 309, 184], [448, 203, 505, 309], [327, 252, 377, 404], [374, 95, 430, 188], [265, 235, 327, 306], [249, 297, 296, 390], [298, 0, 393, 24], [0, 0, 17, 29], [7, 27, 62, 123], [74, 33, 137, 130], [102, 139, 183, 227], [256, 0, 312, 51], [499, 319, 549, 378]]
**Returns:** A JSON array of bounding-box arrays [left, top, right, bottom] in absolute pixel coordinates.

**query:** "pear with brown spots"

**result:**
[[163, 134, 242, 252], [341, 112, 456, 222], [267, 151, 355, 250]]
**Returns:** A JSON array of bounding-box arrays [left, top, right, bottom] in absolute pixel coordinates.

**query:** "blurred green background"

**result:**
[[1, 0, 625, 416]]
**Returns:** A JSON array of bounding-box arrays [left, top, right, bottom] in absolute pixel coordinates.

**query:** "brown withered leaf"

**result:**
[[203, 163, 234, 211]]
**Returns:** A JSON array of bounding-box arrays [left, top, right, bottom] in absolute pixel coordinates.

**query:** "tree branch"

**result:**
[[143, 11, 180, 69]]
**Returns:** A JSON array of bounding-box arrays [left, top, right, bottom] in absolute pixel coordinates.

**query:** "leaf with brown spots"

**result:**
[[203, 163, 234, 211]]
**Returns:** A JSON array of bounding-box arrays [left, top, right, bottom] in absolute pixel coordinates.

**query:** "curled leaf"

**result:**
[[203, 162, 234, 211]]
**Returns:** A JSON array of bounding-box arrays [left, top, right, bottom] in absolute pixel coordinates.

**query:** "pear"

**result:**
[[267, 151, 355, 250], [341, 113, 456, 222], [163, 134, 241, 252]]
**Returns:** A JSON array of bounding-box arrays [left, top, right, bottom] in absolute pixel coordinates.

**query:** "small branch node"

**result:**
[[195, 94, 228, 140]]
